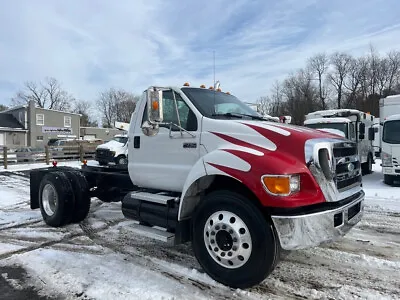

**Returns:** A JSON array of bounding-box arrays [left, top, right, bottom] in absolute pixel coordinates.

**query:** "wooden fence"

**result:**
[[1, 145, 97, 169]]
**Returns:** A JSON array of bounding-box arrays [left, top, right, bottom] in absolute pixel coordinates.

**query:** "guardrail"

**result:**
[[1, 145, 97, 169]]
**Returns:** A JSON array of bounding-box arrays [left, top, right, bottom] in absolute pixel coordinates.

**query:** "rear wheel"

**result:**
[[65, 171, 91, 223], [38, 172, 75, 227], [192, 190, 279, 289]]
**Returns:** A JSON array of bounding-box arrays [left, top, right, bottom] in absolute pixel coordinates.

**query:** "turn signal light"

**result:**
[[216, 88, 221, 92], [200, 84, 206, 88], [261, 175, 300, 196], [152, 100, 159, 110], [183, 82, 190, 86], [209, 86, 214, 90], [226, 92, 230, 95], [82, 159, 87, 165], [52, 161, 58, 167]]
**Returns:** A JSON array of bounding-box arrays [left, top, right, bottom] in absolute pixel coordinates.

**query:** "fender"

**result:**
[[178, 148, 252, 221]]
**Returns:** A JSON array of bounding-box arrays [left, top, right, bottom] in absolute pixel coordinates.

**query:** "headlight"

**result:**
[[382, 152, 392, 167], [261, 174, 300, 196], [111, 151, 116, 156]]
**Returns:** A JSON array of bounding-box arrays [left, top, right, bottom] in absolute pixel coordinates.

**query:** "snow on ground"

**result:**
[[0, 161, 399, 299]]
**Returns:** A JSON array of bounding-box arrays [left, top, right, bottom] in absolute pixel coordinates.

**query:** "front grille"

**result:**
[[333, 146, 357, 157], [333, 142, 361, 192], [393, 157, 399, 167], [96, 148, 114, 160]]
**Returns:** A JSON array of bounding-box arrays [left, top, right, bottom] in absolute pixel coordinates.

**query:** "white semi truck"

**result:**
[[379, 94, 400, 185], [304, 109, 375, 174], [29, 83, 364, 288]]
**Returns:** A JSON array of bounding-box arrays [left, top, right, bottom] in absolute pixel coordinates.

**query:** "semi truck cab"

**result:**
[[304, 109, 375, 174]]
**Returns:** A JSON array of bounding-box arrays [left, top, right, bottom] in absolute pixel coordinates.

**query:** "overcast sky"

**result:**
[[1, 0, 400, 107]]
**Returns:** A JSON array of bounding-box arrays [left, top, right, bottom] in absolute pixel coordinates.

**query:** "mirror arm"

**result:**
[[168, 123, 196, 138], [172, 92, 183, 137]]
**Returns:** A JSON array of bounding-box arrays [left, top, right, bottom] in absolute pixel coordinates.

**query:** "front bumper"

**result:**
[[271, 191, 364, 250]]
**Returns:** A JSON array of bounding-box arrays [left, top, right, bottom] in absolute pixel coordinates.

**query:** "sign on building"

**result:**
[[42, 127, 73, 134]]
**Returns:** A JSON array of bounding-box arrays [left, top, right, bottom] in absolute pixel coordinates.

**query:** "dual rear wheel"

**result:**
[[39, 171, 91, 227]]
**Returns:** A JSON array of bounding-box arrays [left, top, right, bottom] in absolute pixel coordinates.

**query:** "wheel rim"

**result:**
[[42, 183, 58, 216], [203, 211, 252, 269], [119, 157, 127, 164]]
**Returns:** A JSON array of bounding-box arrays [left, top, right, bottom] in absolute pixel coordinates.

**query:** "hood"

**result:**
[[97, 140, 125, 150], [201, 118, 344, 164], [315, 128, 346, 138]]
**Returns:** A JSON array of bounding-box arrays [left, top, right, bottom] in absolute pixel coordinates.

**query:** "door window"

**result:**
[[142, 90, 198, 132]]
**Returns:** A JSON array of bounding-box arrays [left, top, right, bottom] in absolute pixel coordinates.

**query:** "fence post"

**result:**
[[3, 146, 7, 169], [45, 145, 50, 165], [79, 145, 84, 162]]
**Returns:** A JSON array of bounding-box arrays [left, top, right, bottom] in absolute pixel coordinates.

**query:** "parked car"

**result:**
[[14, 147, 46, 162]]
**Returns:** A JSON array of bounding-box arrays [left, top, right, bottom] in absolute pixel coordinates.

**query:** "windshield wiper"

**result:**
[[211, 112, 268, 121]]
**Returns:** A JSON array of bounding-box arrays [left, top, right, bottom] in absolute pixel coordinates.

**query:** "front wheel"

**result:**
[[192, 190, 279, 289], [362, 154, 373, 175], [116, 155, 127, 165], [384, 174, 394, 186]]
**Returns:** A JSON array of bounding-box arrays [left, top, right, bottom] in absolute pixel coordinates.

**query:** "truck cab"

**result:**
[[379, 94, 400, 185], [304, 109, 375, 174], [381, 114, 400, 185]]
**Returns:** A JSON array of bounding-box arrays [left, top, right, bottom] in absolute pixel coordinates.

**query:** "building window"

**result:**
[[64, 116, 72, 127], [37, 136, 44, 141], [36, 114, 44, 126]]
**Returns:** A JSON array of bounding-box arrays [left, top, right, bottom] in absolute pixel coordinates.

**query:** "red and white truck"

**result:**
[[29, 83, 365, 288]]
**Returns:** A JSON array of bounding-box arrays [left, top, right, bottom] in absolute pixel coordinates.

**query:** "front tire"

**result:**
[[384, 174, 394, 186], [362, 154, 373, 175], [116, 155, 127, 165], [192, 190, 279, 289]]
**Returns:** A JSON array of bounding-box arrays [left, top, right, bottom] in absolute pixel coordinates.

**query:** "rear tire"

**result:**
[[65, 171, 91, 223], [192, 190, 279, 289], [38, 172, 75, 227]]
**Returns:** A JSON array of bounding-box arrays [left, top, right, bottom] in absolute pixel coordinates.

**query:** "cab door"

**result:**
[[129, 89, 201, 192]]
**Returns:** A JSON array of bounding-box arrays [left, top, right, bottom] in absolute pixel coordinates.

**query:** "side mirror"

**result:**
[[359, 123, 365, 135], [147, 87, 163, 124], [368, 127, 374, 141], [359, 123, 365, 139]]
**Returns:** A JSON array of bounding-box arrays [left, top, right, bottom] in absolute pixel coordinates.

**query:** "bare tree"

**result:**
[[0, 104, 8, 112], [307, 53, 329, 109], [11, 77, 75, 111], [328, 52, 353, 108], [97, 88, 139, 127], [386, 50, 400, 94], [73, 100, 98, 127]]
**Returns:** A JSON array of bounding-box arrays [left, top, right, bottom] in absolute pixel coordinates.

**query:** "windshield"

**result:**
[[383, 120, 400, 144], [305, 122, 348, 138], [112, 136, 128, 144], [181, 87, 261, 119]]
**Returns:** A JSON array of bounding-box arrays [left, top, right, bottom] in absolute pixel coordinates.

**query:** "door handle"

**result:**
[[183, 142, 197, 149]]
